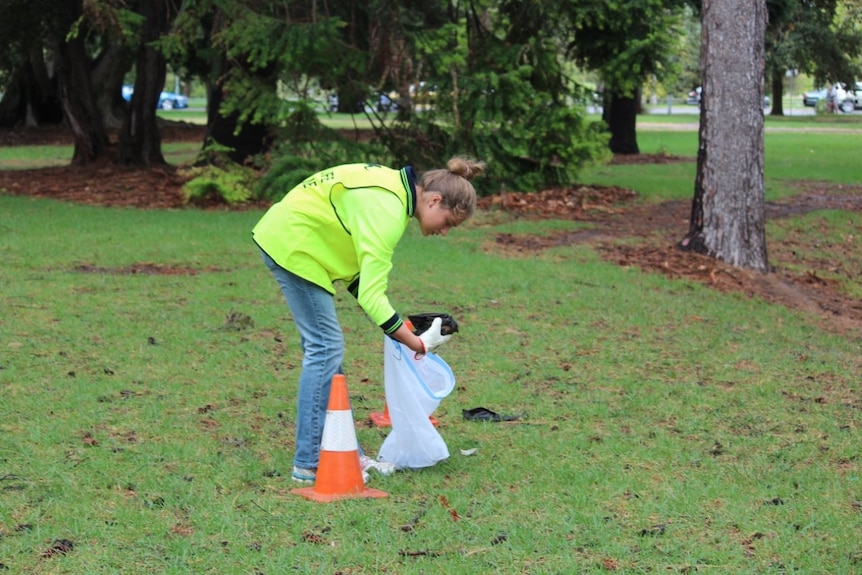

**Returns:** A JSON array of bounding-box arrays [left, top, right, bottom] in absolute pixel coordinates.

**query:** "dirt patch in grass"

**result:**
[[479, 183, 862, 337], [2, 126, 860, 337], [73, 262, 222, 275]]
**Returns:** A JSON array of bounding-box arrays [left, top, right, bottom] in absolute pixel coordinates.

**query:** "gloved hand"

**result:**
[[415, 316, 451, 359]]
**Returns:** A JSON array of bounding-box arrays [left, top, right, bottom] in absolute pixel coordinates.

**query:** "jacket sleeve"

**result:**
[[340, 187, 408, 332]]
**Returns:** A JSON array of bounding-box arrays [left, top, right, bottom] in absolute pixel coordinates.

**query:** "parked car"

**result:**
[[376, 91, 398, 113], [122, 85, 189, 110], [852, 82, 862, 110], [804, 83, 855, 112], [157, 91, 188, 110], [326, 93, 338, 112], [324, 90, 398, 113], [687, 86, 769, 108], [802, 88, 826, 107], [686, 86, 702, 105]]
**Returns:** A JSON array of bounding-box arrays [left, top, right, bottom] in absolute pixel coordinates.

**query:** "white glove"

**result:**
[[415, 317, 451, 358]]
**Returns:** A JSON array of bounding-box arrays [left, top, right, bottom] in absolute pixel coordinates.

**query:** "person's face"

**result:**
[[417, 192, 464, 236]]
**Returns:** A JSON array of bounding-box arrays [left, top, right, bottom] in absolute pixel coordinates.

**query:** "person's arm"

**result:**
[[389, 322, 426, 356], [390, 317, 452, 359], [340, 188, 404, 321], [341, 187, 451, 357]]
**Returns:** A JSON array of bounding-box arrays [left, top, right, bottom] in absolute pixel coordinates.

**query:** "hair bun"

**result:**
[[447, 156, 486, 181]]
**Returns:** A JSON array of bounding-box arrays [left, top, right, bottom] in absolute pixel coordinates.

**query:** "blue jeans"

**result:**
[[261, 251, 344, 470]]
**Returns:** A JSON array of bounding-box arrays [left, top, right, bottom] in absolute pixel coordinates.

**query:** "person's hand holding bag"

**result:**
[[415, 317, 451, 359]]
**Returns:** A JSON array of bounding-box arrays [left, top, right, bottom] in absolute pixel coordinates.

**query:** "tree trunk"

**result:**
[[769, 68, 784, 116], [602, 88, 640, 155], [92, 44, 136, 131], [119, 0, 177, 167], [56, 0, 110, 166], [0, 44, 64, 129], [681, 0, 768, 272], [202, 78, 273, 166]]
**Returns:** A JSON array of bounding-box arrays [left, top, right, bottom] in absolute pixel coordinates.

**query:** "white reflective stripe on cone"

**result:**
[[320, 410, 357, 452]]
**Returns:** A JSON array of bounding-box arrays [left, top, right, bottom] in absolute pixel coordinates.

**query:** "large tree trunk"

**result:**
[[0, 44, 64, 129], [92, 44, 136, 131], [203, 78, 273, 165], [57, 0, 110, 165], [681, 0, 768, 272], [769, 67, 784, 116], [197, 17, 274, 167], [119, 0, 178, 167], [602, 88, 640, 155]]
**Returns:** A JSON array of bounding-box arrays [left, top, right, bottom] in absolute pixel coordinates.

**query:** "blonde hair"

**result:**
[[420, 156, 486, 220]]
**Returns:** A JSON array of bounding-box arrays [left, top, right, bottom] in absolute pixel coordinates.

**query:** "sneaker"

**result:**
[[359, 455, 397, 476], [292, 464, 370, 484], [291, 466, 316, 483], [373, 460, 397, 476]]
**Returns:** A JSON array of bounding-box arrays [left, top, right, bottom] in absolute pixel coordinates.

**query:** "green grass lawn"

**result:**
[[0, 142, 200, 170], [579, 119, 862, 202], [1, 117, 861, 574]]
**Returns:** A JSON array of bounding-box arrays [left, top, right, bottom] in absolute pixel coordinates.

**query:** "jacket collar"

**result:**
[[400, 165, 417, 217]]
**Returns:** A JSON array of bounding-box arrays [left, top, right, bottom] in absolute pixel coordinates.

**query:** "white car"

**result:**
[[806, 83, 857, 112], [823, 83, 855, 113], [853, 82, 862, 110], [121, 85, 189, 110], [834, 84, 856, 113]]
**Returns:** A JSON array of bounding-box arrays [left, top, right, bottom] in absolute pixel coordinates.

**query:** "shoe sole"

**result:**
[[291, 473, 370, 483]]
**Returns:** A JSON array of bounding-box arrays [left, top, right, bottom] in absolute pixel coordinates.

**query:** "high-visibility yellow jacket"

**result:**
[[253, 163, 417, 334]]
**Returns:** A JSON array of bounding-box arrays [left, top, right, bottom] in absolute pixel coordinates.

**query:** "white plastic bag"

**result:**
[[377, 337, 454, 469]]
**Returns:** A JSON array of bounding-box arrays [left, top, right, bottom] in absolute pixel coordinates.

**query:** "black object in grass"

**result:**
[[462, 406, 521, 422]]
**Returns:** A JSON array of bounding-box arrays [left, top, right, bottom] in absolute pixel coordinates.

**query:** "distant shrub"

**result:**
[[255, 108, 389, 202], [181, 164, 257, 205]]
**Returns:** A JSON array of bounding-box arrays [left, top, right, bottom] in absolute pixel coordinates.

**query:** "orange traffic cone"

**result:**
[[369, 402, 393, 427], [370, 402, 439, 427], [292, 374, 388, 502]]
